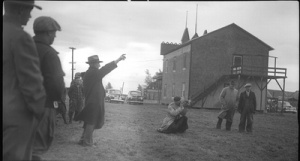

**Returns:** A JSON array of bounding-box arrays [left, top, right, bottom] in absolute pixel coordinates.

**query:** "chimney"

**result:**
[[203, 30, 207, 35]]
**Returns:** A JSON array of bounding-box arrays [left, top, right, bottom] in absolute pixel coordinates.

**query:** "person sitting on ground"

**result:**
[[157, 96, 188, 133]]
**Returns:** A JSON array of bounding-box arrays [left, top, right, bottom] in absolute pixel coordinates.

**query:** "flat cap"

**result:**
[[33, 16, 61, 32], [244, 83, 252, 88]]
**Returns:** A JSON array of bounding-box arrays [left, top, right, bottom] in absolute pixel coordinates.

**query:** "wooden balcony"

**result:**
[[231, 65, 287, 79]]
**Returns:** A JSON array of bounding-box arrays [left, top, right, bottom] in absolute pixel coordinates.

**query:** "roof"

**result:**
[[163, 23, 274, 55], [268, 89, 298, 100]]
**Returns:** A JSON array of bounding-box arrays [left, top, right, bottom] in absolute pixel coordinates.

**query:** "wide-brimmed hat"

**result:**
[[86, 55, 103, 64], [4, 0, 42, 10], [244, 83, 252, 88]]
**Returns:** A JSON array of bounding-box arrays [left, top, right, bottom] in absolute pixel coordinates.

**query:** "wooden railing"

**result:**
[[231, 65, 287, 78]]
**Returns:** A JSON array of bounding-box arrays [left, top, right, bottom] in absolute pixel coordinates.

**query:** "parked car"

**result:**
[[277, 101, 297, 114], [126, 91, 143, 104], [105, 89, 125, 103]]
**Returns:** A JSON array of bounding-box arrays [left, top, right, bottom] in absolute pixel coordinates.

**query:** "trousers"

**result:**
[[32, 108, 56, 158], [80, 123, 95, 146]]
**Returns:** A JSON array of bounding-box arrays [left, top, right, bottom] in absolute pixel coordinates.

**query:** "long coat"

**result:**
[[159, 102, 184, 131], [238, 91, 256, 113], [75, 62, 117, 129], [3, 15, 46, 160], [33, 35, 65, 108], [218, 87, 239, 121]]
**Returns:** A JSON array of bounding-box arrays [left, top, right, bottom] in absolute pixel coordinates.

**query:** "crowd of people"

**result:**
[[3, 1, 126, 160], [3, 1, 257, 160], [155, 80, 257, 135]]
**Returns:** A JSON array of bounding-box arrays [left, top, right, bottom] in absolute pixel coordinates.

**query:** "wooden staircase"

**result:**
[[189, 75, 229, 107]]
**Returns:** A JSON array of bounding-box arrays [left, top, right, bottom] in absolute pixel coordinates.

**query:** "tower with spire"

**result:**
[[192, 4, 199, 39], [181, 11, 190, 44]]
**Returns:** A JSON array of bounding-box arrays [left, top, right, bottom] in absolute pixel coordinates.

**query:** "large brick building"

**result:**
[[160, 23, 287, 111]]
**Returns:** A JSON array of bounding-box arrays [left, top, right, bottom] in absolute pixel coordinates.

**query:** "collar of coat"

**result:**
[[3, 14, 23, 29], [33, 35, 59, 55]]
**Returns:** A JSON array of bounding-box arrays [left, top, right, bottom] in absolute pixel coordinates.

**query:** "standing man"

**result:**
[[238, 83, 256, 133], [216, 80, 239, 131], [68, 72, 84, 124], [3, 1, 46, 160], [75, 54, 126, 147], [32, 16, 65, 160]]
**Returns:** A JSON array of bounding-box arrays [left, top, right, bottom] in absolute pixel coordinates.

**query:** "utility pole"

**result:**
[[69, 47, 76, 81], [121, 82, 124, 94]]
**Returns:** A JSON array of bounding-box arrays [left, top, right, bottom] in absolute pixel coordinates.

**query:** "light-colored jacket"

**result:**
[[219, 87, 239, 110], [159, 102, 184, 131]]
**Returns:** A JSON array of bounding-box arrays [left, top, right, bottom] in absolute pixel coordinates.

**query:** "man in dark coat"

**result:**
[[3, 1, 46, 160], [75, 54, 126, 147], [32, 16, 65, 160], [238, 83, 257, 133], [68, 72, 84, 124]]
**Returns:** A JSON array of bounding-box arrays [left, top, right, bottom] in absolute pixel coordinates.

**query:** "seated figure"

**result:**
[[157, 97, 189, 134]]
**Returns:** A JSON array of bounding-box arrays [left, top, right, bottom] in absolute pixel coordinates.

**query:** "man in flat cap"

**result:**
[[216, 80, 239, 131], [31, 16, 65, 160], [3, 1, 46, 160], [75, 54, 126, 147], [238, 83, 257, 133]]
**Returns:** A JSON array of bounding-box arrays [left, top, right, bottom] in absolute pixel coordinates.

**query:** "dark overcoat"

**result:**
[[33, 35, 65, 108], [238, 91, 257, 113], [75, 62, 117, 129], [3, 15, 46, 160]]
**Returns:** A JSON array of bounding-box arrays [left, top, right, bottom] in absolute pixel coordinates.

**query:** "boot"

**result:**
[[69, 112, 73, 124], [225, 121, 232, 131], [216, 118, 223, 129], [62, 113, 68, 124]]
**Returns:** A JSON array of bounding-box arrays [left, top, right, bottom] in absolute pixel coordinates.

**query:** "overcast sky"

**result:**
[[21, 1, 299, 93]]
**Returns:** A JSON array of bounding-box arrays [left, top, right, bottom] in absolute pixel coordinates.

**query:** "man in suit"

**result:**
[[238, 83, 257, 133], [3, 1, 46, 160], [75, 54, 126, 147]]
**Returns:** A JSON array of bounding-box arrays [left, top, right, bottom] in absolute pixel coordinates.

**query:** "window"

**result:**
[[233, 56, 242, 74], [173, 57, 176, 72], [233, 56, 242, 67], [183, 54, 187, 70], [165, 60, 168, 73], [172, 83, 175, 97], [164, 84, 167, 97], [181, 83, 186, 99]]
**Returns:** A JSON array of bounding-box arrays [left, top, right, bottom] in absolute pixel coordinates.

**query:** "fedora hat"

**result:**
[[86, 55, 103, 64], [244, 83, 252, 88], [4, 0, 42, 10]]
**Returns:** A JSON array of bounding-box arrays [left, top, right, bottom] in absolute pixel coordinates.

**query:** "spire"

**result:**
[[181, 11, 190, 44], [195, 4, 198, 34], [192, 4, 199, 39], [181, 28, 190, 44], [185, 11, 188, 28]]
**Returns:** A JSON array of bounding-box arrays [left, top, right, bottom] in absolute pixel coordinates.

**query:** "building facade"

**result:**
[[160, 23, 287, 112]]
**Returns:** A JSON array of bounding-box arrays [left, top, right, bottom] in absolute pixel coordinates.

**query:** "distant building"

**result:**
[[143, 73, 162, 104], [160, 23, 287, 112]]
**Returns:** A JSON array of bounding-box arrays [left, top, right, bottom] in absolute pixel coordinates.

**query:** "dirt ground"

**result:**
[[42, 103, 299, 161]]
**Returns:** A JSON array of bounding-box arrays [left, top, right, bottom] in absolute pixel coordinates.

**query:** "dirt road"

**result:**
[[43, 103, 298, 161]]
